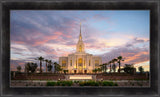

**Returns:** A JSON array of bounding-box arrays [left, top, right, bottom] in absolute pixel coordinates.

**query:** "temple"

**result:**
[[59, 23, 102, 74]]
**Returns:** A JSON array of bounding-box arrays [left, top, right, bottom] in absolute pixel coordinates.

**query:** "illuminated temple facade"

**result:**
[[59, 24, 102, 74]]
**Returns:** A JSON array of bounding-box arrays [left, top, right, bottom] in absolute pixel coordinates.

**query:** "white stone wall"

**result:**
[[59, 57, 68, 70], [59, 54, 102, 73]]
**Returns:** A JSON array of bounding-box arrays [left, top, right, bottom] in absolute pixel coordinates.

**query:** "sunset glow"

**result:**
[[10, 10, 150, 72]]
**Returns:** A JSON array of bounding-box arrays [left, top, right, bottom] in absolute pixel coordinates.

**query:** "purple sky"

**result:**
[[10, 10, 150, 72]]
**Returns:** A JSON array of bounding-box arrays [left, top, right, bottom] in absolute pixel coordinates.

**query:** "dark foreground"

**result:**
[[12, 73, 149, 80], [11, 80, 149, 87], [11, 73, 149, 87]]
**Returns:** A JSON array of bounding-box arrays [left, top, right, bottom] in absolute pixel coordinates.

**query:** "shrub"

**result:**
[[26, 84, 28, 86], [62, 83, 65, 86], [114, 83, 118, 86], [65, 81, 73, 86], [33, 83, 36, 86], [137, 82, 143, 86], [46, 80, 117, 86], [98, 81, 103, 86], [95, 82, 99, 86], [132, 83, 134, 86], [56, 81, 61, 86], [46, 81, 56, 86], [79, 81, 99, 86], [79, 81, 85, 86], [74, 80, 79, 83], [47, 81, 73, 86], [102, 81, 115, 86]]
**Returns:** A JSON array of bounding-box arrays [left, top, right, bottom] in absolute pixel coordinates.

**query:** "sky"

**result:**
[[10, 10, 150, 72]]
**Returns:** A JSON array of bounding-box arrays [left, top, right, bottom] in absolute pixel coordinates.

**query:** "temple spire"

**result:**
[[79, 22, 82, 40], [76, 22, 85, 52]]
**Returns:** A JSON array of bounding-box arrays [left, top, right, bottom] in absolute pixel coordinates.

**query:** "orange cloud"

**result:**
[[33, 35, 58, 46], [124, 51, 149, 63]]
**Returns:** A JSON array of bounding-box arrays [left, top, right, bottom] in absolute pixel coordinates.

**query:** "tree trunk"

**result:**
[[119, 61, 121, 73], [114, 64, 115, 73], [46, 63, 47, 72], [110, 64, 111, 73], [105, 65, 106, 73], [40, 61, 42, 73]]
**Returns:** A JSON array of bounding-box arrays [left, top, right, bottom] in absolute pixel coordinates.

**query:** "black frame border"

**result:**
[[1, 0, 159, 96]]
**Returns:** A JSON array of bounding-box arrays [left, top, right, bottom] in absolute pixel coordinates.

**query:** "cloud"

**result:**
[[10, 11, 150, 71], [11, 11, 79, 47], [100, 39, 149, 66], [10, 60, 26, 71], [125, 37, 149, 47]]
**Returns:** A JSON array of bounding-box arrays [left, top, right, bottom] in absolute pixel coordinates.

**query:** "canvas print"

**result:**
[[10, 10, 150, 87]]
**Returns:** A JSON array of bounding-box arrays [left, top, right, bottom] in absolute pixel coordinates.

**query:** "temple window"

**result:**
[[89, 60, 91, 66], [62, 60, 66, 67], [70, 60, 72, 66], [95, 60, 99, 67], [84, 60, 86, 68], [76, 60, 77, 68], [78, 58, 82, 66]]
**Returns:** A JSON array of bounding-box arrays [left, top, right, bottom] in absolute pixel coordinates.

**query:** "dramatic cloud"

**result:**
[[10, 10, 150, 71]]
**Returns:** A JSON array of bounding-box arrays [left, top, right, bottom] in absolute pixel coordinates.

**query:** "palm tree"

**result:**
[[63, 70, 68, 74], [117, 56, 124, 73], [54, 62, 62, 74], [47, 64, 53, 72], [44, 59, 49, 73], [109, 61, 112, 73], [97, 68, 102, 73], [48, 60, 52, 72], [112, 58, 117, 73], [25, 62, 38, 73], [104, 63, 108, 73], [35, 56, 44, 73], [25, 62, 31, 74], [99, 64, 104, 73], [138, 66, 144, 74], [112, 64, 117, 73], [54, 62, 58, 73], [92, 68, 98, 74], [30, 63, 38, 73], [17, 66, 21, 73]]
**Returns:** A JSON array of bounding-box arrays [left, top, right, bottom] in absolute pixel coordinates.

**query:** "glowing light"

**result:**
[[69, 75, 92, 80]]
